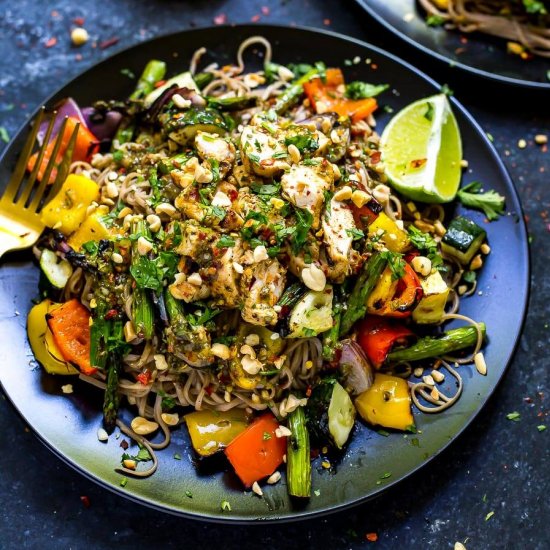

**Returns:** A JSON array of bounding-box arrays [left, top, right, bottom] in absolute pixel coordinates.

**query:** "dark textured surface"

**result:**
[[0, 1, 548, 549]]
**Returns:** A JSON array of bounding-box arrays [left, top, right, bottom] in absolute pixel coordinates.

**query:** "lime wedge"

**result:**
[[380, 94, 462, 203]]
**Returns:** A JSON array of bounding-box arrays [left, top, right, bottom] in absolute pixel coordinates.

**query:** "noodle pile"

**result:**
[[419, 0, 550, 57]]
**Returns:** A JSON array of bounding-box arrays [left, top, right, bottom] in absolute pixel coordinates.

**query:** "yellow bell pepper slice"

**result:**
[[40, 174, 100, 235], [355, 373, 414, 431], [27, 299, 78, 375], [368, 212, 410, 253], [67, 206, 111, 250], [184, 409, 250, 457]]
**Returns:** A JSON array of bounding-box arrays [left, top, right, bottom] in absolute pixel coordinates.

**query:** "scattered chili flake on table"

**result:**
[[213, 13, 227, 25], [251, 14, 261, 22], [323, 18, 331, 26], [261, 6, 270, 15], [366, 533, 378, 542], [73, 17, 85, 26], [44, 37, 57, 48], [99, 37, 119, 50], [80, 495, 90, 508]]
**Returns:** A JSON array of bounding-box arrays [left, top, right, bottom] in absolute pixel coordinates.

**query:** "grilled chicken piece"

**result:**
[[322, 197, 360, 283], [174, 221, 216, 265], [239, 125, 289, 178], [281, 158, 335, 229], [194, 132, 236, 177], [210, 244, 243, 308], [241, 259, 286, 326]]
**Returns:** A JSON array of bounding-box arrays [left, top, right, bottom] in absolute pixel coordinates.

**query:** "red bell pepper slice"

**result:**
[[303, 68, 378, 123], [27, 116, 99, 183], [224, 413, 286, 487], [357, 316, 416, 368]]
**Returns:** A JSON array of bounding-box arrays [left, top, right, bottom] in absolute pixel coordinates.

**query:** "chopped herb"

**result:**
[[0, 126, 10, 143], [537, 424, 546, 432], [120, 477, 128, 487], [302, 328, 317, 337], [457, 181, 505, 221], [261, 121, 277, 134], [185, 490, 193, 498], [314, 489, 321, 496], [426, 14, 446, 26], [377, 429, 390, 437], [408, 226, 443, 270], [380, 472, 392, 479], [272, 151, 288, 159], [290, 207, 313, 253], [380, 250, 406, 281], [208, 158, 220, 183], [410, 437, 420, 447], [130, 252, 178, 293], [221, 500, 232, 511], [263, 431, 272, 440], [482, 493, 487, 503], [284, 133, 319, 153], [440, 83, 454, 96], [122, 445, 152, 464], [302, 158, 320, 166], [463, 270, 477, 284], [250, 182, 280, 196], [82, 241, 99, 255], [187, 307, 221, 327], [161, 394, 176, 410], [248, 152, 260, 164], [345, 81, 389, 99], [523, 0, 547, 14], [217, 235, 236, 248], [203, 204, 227, 222], [424, 102, 434, 122], [486, 132, 494, 142], [120, 68, 136, 79], [485, 511, 495, 521], [173, 453, 182, 460], [112, 150, 124, 163], [506, 411, 521, 422], [346, 228, 365, 241]]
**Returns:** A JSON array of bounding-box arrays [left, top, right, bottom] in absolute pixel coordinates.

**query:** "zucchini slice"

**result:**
[[327, 381, 356, 449], [288, 287, 333, 338], [441, 216, 486, 265], [163, 106, 228, 145], [39, 249, 73, 289], [144, 71, 199, 108]]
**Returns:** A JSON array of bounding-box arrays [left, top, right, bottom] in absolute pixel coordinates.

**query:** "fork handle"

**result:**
[[0, 225, 39, 259]]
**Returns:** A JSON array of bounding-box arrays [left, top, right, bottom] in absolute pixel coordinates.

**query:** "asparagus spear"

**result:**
[[129, 59, 167, 101], [194, 71, 214, 90], [113, 122, 135, 146], [206, 95, 257, 111], [387, 324, 487, 363], [164, 288, 191, 340], [322, 303, 342, 361], [286, 406, 311, 498], [102, 320, 124, 432], [277, 282, 307, 309], [339, 254, 387, 337], [131, 220, 155, 339], [273, 67, 322, 115]]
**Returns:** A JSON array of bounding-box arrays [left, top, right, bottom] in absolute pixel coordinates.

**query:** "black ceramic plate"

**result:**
[[0, 25, 529, 522], [355, 0, 550, 89]]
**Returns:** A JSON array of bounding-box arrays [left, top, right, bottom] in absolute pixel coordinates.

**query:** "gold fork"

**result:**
[[0, 108, 80, 259]]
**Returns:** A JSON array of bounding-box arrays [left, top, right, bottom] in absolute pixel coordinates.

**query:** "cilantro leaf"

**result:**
[[380, 250, 406, 281], [345, 81, 389, 100], [523, 0, 547, 14], [217, 235, 236, 248], [426, 14, 446, 26], [407, 226, 443, 270], [346, 228, 365, 241], [290, 207, 313, 253], [457, 181, 506, 221], [284, 134, 319, 153]]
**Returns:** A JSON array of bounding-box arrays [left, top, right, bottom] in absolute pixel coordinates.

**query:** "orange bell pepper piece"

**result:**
[[303, 68, 378, 123], [27, 116, 99, 183], [224, 413, 286, 487], [46, 299, 95, 375]]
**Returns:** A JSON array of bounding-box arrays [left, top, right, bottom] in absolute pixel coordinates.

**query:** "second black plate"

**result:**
[[356, 0, 550, 89]]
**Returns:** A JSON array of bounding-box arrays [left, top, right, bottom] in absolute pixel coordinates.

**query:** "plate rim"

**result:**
[[354, 0, 550, 90], [0, 23, 531, 523]]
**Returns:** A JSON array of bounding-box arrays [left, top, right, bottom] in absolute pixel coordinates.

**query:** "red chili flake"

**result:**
[[251, 14, 261, 22], [228, 188, 238, 201], [371, 63, 378, 70], [75, 53, 82, 61], [410, 158, 427, 169], [261, 6, 270, 15], [205, 384, 214, 396], [80, 495, 91, 508], [455, 47, 466, 55], [154, 79, 166, 88], [213, 13, 227, 25], [104, 309, 118, 320], [51, 10, 60, 17], [323, 18, 331, 26], [137, 371, 151, 385], [73, 17, 85, 26], [99, 37, 120, 50], [460, 36, 468, 44], [44, 37, 57, 48], [366, 533, 378, 542], [305, 385, 312, 397], [524, 397, 532, 403], [120, 439, 129, 450]]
